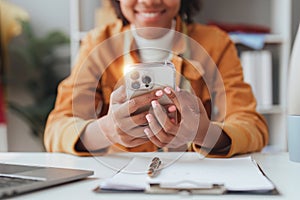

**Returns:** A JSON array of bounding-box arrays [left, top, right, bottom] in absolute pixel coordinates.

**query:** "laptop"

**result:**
[[0, 163, 94, 198]]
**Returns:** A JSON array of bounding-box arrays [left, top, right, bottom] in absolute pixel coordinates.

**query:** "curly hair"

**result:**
[[110, 0, 202, 25]]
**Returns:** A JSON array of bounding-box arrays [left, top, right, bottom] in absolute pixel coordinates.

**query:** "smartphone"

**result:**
[[125, 61, 176, 102], [124, 61, 176, 116]]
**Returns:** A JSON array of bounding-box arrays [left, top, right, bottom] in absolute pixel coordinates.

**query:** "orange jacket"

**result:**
[[44, 17, 268, 157]]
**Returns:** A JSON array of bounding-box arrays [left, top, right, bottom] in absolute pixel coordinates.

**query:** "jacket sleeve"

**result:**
[[192, 28, 269, 157], [44, 27, 109, 156]]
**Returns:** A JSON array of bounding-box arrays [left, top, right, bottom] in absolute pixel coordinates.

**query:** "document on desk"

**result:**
[[98, 154, 275, 194]]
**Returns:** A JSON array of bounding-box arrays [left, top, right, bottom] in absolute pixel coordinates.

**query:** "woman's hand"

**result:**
[[80, 85, 161, 151], [144, 87, 211, 149], [100, 85, 162, 148]]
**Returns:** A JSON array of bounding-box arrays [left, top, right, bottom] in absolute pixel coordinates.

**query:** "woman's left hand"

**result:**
[[144, 87, 210, 149]]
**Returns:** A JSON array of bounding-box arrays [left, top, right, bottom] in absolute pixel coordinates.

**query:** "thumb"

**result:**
[[111, 85, 127, 104]]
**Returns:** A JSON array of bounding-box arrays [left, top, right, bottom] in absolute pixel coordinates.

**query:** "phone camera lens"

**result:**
[[142, 75, 152, 85], [130, 71, 140, 80], [131, 81, 140, 89]]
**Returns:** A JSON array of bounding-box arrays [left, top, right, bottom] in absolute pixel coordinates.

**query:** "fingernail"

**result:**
[[176, 86, 181, 92], [151, 100, 158, 108], [164, 87, 171, 94], [146, 114, 152, 122], [144, 128, 150, 136], [168, 105, 176, 112], [155, 90, 163, 97]]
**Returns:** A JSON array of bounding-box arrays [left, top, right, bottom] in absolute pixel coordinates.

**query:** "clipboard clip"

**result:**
[[146, 180, 226, 195], [159, 180, 215, 189]]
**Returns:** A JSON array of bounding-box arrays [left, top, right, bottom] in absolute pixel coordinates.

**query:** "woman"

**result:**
[[44, 0, 268, 157]]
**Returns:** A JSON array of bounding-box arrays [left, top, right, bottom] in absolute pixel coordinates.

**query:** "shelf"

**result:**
[[257, 105, 285, 114], [230, 34, 285, 45]]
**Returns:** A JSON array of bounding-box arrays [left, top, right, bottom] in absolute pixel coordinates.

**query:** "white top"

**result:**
[[131, 20, 176, 63]]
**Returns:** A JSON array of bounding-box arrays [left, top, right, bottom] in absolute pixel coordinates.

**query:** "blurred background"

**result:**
[[1, 0, 300, 152]]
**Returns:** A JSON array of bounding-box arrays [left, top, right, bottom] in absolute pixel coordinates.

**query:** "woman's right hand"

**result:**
[[100, 85, 161, 148]]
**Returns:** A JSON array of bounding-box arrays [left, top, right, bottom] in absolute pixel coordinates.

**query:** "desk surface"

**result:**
[[0, 152, 299, 200]]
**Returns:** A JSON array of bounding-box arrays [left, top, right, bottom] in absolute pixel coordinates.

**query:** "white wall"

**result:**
[[292, 0, 300, 43], [7, 0, 70, 37], [6, 0, 71, 151]]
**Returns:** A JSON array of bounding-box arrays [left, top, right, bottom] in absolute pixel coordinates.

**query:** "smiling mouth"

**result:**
[[140, 12, 160, 18], [136, 10, 166, 19]]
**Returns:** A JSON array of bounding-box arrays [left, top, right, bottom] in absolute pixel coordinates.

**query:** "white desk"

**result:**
[[0, 152, 299, 200]]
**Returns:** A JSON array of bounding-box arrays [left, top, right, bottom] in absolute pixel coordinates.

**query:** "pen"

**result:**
[[147, 157, 162, 178]]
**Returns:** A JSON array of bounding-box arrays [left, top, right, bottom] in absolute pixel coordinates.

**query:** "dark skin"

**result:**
[[77, 85, 231, 153], [144, 87, 231, 151]]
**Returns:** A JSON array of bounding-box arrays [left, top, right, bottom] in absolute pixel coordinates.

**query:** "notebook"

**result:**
[[96, 154, 277, 194], [0, 163, 93, 198]]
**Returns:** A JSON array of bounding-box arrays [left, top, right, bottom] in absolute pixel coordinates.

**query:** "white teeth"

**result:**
[[140, 12, 160, 18]]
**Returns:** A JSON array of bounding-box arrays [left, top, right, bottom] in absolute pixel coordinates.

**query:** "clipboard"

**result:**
[[95, 154, 277, 195]]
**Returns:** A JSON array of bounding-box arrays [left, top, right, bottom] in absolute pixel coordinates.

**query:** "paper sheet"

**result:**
[[100, 157, 150, 190], [99, 154, 275, 192]]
